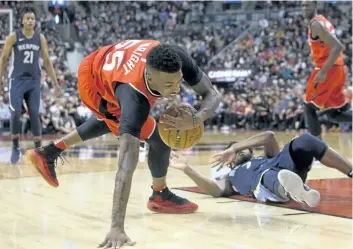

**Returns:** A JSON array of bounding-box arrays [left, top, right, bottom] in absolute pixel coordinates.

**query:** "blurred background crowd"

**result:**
[[0, 1, 351, 136]]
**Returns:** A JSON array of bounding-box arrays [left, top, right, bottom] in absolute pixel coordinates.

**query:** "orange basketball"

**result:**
[[158, 105, 204, 149]]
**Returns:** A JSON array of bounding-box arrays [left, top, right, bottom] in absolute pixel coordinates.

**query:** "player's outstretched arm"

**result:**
[[112, 133, 140, 226], [99, 84, 150, 248], [98, 133, 139, 248], [310, 21, 344, 74], [0, 33, 16, 85], [212, 131, 280, 169], [40, 34, 60, 94], [230, 131, 280, 158], [170, 151, 233, 197]]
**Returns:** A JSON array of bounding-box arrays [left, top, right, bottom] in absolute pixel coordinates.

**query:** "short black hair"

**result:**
[[146, 44, 182, 73], [226, 141, 253, 168], [21, 6, 36, 20]]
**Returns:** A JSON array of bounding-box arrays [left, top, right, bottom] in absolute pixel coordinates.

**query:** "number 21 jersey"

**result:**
[[10, 29, 41, 79]]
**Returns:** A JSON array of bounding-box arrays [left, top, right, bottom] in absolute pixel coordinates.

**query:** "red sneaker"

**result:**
[[147, 186, 198, 214], [26, 142, 65, 188]]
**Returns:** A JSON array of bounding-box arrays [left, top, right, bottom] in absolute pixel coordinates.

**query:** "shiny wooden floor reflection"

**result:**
[[0, 131, 352, 249]]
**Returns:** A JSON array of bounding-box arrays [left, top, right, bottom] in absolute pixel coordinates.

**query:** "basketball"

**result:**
[[158, 105, 204, 149]]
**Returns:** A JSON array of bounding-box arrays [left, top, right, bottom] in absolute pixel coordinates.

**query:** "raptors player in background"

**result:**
[[302, 0, 351, 139], [0, 7, 60, 164], [27, 40, 220, 247]]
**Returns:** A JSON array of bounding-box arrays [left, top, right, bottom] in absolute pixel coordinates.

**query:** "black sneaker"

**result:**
[[26, 142, 66, 188], [147, 186, 198, 214]]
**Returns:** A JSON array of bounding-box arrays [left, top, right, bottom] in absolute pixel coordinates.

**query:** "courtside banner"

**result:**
[[207, 69, 252, 82]]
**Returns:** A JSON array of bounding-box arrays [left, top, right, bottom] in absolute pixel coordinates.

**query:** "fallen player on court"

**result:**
[[170, 132, 352, 207]]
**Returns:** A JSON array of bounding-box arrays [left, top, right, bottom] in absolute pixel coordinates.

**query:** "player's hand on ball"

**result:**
[[211, 148, 236, 171], [98, 227, 136, 249], [160, 105, 198, 130], [169, 151, 189, 172]]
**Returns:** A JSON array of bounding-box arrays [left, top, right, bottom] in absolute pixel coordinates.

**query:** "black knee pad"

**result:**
[[77, 116, 111, 141], [290, 134, 327, 171], [145, 128, 171, 178]]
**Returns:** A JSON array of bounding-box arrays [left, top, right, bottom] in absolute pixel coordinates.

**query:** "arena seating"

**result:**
[[0, 1, 351, 135]]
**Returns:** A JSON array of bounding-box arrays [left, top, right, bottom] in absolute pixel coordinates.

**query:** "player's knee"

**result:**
[[146, 129, 171, 178], [295, 134, 317, 148], [151, 136, 171, 155], [292, 134, 327, 160]]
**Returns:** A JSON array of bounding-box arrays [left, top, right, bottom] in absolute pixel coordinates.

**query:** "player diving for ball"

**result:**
[[27, 40, 220, 248], [170, 132, 352, 207]]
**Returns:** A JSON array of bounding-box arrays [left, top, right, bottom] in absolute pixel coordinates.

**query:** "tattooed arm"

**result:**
[[110, 133, 140, 228], [98, 84, 150, 248]]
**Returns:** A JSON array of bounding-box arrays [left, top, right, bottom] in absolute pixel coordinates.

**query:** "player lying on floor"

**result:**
[[169, 132, 352, 207]]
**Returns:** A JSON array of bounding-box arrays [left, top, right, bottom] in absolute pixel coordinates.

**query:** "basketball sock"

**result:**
[[34, 140, 41, 148], [12, 138, 19, 149], [153, 185, 167, 192], [54, 138, 69, 151]]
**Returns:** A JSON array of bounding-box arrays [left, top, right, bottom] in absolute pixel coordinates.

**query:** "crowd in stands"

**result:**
[[0, 1, 351, 136], [0, 1, 90, 135], [75, 1, 247, 70], [153, 1, 352, 133]]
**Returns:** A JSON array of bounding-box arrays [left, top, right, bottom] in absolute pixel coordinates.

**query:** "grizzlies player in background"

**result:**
[[0, 7, 60, 164], [170, 132, 352, 207]]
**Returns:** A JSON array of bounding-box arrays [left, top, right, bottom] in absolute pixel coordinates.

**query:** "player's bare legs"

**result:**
[[55, 129, 84, 147], [152, 177, 167, 189], [278, 134, 352, 207], [320, 148, 352, 176]]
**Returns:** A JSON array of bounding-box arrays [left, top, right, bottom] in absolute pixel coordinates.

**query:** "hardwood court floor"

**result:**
[[0, 131, 352, 249]]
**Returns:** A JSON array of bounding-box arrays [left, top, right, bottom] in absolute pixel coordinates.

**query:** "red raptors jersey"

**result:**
[[308, 15, 344, 68], [91, 40, 161, 109]]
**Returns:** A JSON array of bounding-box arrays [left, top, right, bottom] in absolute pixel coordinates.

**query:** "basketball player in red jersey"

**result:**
[[27, 40, 220, 248], [302, 0, 351, 139]]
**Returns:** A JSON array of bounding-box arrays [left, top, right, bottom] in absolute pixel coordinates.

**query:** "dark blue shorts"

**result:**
[[9, 77, 41, 113]]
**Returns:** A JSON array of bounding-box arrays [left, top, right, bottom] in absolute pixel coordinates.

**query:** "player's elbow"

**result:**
[[333, 41, 344, 52], [263, 131, 276, 141]]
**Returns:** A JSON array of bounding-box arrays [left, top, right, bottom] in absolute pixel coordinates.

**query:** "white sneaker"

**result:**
[[278, 170, 320, 208]]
